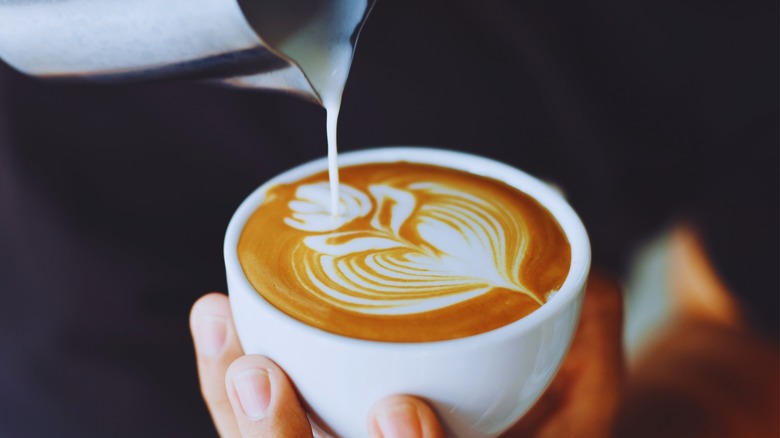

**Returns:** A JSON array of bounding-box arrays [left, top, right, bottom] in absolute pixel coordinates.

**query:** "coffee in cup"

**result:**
[[226, 147, 590, 437], [238, 162, 571, 342]]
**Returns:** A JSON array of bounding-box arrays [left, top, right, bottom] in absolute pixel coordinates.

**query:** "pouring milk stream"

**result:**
[[242, 0, 371, 215]]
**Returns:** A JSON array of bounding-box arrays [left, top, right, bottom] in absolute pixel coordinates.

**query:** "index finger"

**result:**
[[191, 292, 245, 437]]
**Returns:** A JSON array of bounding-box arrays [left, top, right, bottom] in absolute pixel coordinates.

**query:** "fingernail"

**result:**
[[376, 402, 422, 438], [195, 315, 228, 358], [233, 369, 271, 420]]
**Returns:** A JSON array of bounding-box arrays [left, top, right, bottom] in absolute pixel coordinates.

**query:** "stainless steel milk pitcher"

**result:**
[[0, 0, 374, 104]]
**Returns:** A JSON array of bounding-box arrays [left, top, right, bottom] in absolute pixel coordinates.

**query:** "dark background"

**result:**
[[0, 0, 776, 436]]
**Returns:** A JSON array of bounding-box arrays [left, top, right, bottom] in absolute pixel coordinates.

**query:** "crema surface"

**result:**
[[238, 163, 571, 342]]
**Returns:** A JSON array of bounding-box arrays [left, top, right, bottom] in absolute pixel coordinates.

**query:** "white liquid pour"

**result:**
[[326, 102, 341, 216], [255, 0, 369, 216], [291, 35, 350, 217]]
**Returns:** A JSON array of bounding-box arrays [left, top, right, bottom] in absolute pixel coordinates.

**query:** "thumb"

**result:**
[[225, 355, 313, 438]]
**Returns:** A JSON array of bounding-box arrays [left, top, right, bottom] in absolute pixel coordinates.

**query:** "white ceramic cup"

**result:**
[[225, 147, 591, 438]]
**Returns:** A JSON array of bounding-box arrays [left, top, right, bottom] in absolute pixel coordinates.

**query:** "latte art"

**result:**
[[287, 181, 544, 315], [239, 162, 571, 342]]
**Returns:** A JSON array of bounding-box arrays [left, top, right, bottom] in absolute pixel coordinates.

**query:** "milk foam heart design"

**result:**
[[286, 182, 543, 315]]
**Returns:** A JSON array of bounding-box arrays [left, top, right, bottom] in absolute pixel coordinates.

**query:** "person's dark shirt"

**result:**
[[0, 0, 776, 436]]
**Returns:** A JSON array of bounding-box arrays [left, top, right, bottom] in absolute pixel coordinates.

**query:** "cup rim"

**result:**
[[225, 146, 591, 350]]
